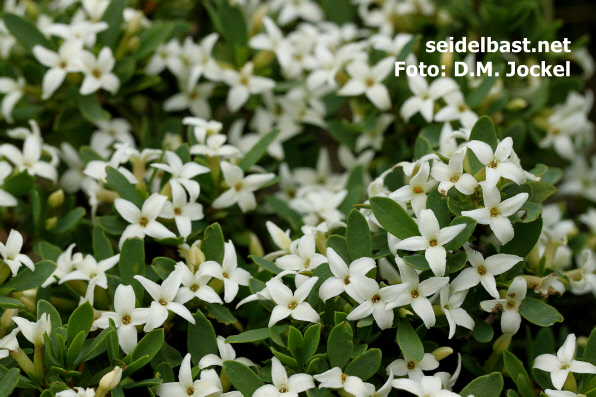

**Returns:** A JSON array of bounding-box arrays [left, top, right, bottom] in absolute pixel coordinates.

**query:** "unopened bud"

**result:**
[[249, 233, 264, 258], [1, 309, 17, 329], [432, 347, 453, 361], [48, 189, 65, 208], [98, 366, 122, 395], [492, 333, 512, 354], [577, 336, 588, 348], [563, 372, 577, 393], [440, 51, 453, 76], [506, 98, 528, 111], [253, 50, 275, 69], [398, 308, 413, 318], [127, 36, 140, 52], [190, 245, 206, 269], [45, 217, 57, 230]]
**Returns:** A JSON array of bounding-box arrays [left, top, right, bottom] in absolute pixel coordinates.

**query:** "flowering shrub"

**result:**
[[0, 0, 595, 396]]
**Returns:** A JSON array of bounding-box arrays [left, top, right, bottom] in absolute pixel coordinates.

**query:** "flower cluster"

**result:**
[[0, 0, 594, 397]]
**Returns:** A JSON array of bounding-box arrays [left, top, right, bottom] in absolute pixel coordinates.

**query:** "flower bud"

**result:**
[[249, 233, 264, 258], [48, 189, 64, 208], [398, 308, 413, 318], [45, 217, 57, 231], [190, 245, 206, 270], [432, 347, 453, 361], [505, 98, 528, 111], [98, 366, 123, 394], [492, 333, 512, 354]]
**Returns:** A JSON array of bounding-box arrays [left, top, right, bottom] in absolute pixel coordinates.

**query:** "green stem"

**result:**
[[11, 348, 35, 378], [34, 342, 46, 380], [0, 262, 11, 285]]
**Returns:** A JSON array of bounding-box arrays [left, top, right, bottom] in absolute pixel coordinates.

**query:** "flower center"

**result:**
[[344, 277, 351, 285], [279, 387, 288, 393], [413, 186, 424, 194], [187, 387, 194, 396], [121, 315, 131, 325], [371, 294, 381, 303], [429, 239, 438, 247], [477, 266, 487, 275], [365, 77, 375, 87], [288, 301, 298, 310], [506, 300, 516, 309], [341, 373, 348, 383], [450, 175, 459, 183], [407, 361, 415, 370], [304, 258, 311, 269], [174, 207, 182, 216], [159, 299, 167, 306], [60, 61, 68, 69], [139, 217, 149, 227], [222, 272, 228, 278], [91, 68, 102, 79], [411, 290, 419, 299], [488, 159, 498, 168], [234, 182, 243, 191], [490, 207, 500, 217], [190, 284, 199, 292], [240, 75, 249, 86]]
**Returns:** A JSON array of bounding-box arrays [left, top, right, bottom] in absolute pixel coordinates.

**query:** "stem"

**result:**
[[220, 368, 231, 393], [11, 348, 35, 378], [95, 389, 108, 397], [34, 342, 46, 380], [0, 261, 11, 285]]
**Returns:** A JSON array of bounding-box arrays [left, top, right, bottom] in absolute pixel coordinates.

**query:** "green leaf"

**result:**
[[119, 238, 145, 301], [346, 209, 372, 260], [37, 299, 62, 330], [326, 235, 350, 264], [3, 13, 54, 52], [223, 360, 264, 397], [96, 0, 125, 49], [584, 327, 596, 365], [0, 296, 24, 309], [106, 166, 143, 208], [527, 181, 557, 204], [370, 197, 419, 239], [414, 135, 433, 160], [74, 326, 114, 366], [67, 330, 88, 368], [211, 1, 248, 47], [344, 348, 381, 381], [134, 22, 175, 60], [66, 301, 94, 347], [238, 129, 280, 171], [54, 207, 86, 234], [266, 196, 304, 230], [2, 260, 56, 292], [500, 217, 542, 257], [98, 215, 129, 236], [327, 322, 354, 369], [519, 297, 563, 327], [320, 0, 355, 24], [443, 216, 477, 250], [204, 303, 238, 325], [132, 329, 164, 363], [447, 251, 468, 273], [78, 94, 111, 123], [250, 255, 282, 274], [187, 309, 218, 366], [469, 116, 499, 150], [225, 325, 290, 344], [466, 65, 503, 108], [397, 318, 424, 361], [288, 324, 321, 369], [2, 170, 34, 196], [460, 372, 504, 397], [427, 190, 452, 228], [202, 223, 225, 263], [472, 319, 494, 343], [403, 255, 430, 272], [33, 241, 62, 262], [0, 368, 19, 396], [503, 350, 533, 397], [93, 225, 113, 261]]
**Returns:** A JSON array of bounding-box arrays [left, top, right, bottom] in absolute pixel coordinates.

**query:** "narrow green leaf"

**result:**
[[344, 348, 381, 381], [78, 94, 111, 123], [188, 309, 218, 366], [132, 329, 164, 363], [225, 325, 290, 344], [503, 350, 533, 397], [106, 167, 143, 208], [250, 255, 282, 274], [96, 0, 125, 49], [204, 303, 237, 325], [346, 209, 372, 261], [134, 22, 175, 60], [93, 225, 114, 261], [0, 368, 19, 396], [397, 318, 424, 361], [66, 301, 94, 347], [3, 13, 53, 52], [370, 197, 419, 239], [238, 129, 280, 171], [37, 299, 62, 330], [119, 237, 145, 301], [460, 372, 504, 397], [519, 297, 563, 327], [223, 360, 264, 397], [500, 217, 543, 257], [202, 223, 225, 264], [327, 322, 353, 369], [0, 296, 24, 309], [443, 216, 477, 250], [54, 207, 86, 234], [584, 327, 596, 365], [469, 116, 499, 150], [2, 260, 56, 292]]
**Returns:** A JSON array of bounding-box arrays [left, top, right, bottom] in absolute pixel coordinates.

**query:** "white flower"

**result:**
[[0, 229, 34, 276], [465, 137, 526, 187], [199, 241, 251, 303], [480, 276, 527, 335], [59, 253, 120, 290], [451, 245, 522, 298], [249, 17, 292, 67], [93, 285, 149, 354], [364, 369, 395, 397], [461, 185, 528, 244], [152, 151, 209, 200], [401, 76, 458, 122], [387, 353, 439, 381], [435, 353, 462, 391], [161, 180, 204, 239], [253, 357, 315, 397], [534, 333, 596, 390], [190, 133, 239, 158], [264, 221, 293, 260], [386, 259, 449, 328], [545, 390, 582, 397], [346, 276, 409, 329], [266, 276, 320, 327], [134, 270, 196, 332], [395, 208, 467, 276], [90, 118, 135, 157], [338, 58, 394, 110], [313, 367, 369, 396], [533, 273, 566, 298], [174, 262, 222, 304], [392, 375, 460, 397], [13, 314, 52, 346], [0, 134, 58, 182], [389, 162, 437, 216], [0, 328, 19, 359], [431, 149, 478, 196], [75, 47, 120, 95], [0, 161, 16, 206], [153, 353, 221, 397], [46, 20, 108, 48], [434, 91, 478, 129], [222, 62, 275, 112], [32, 40, 81, 99], [212, 162, 275, 213], [56, 387, 96, 397], [198, 335, 255, 369], [439, 287, 474, 339], [569, 250, 596, 295], [115, 193, 175, 248], [271, 0, 323, 25], [318, 247, 376, 302], [164, 79, 214, 119], [275, 234, 327, 273], [0, 76, 24, 123]]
